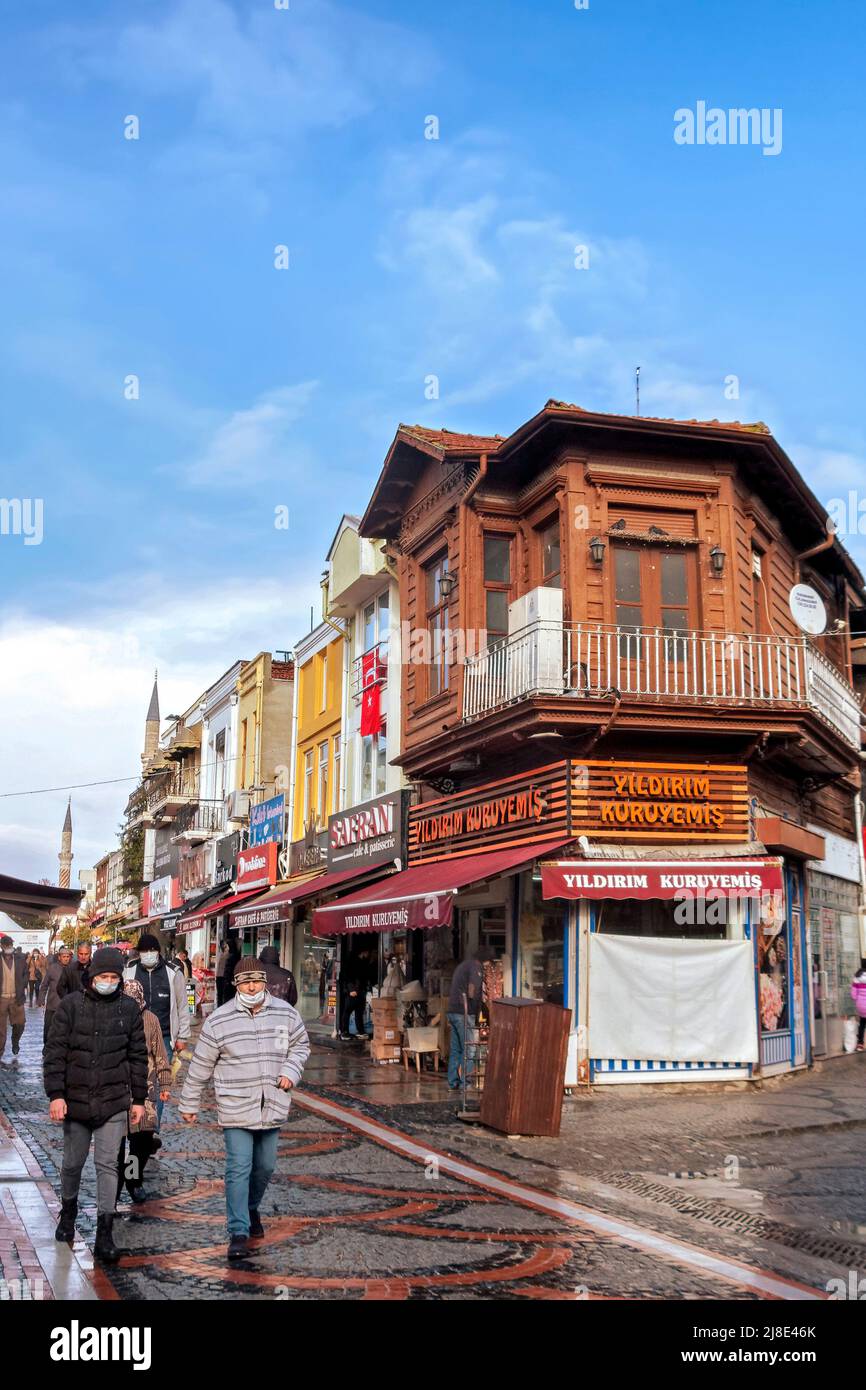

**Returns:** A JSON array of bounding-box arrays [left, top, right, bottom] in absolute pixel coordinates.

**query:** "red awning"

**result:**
[[312, 838, 570, 937], [229, 865, 387, 927], [540, 857, 785, 901], [179, 888, 262, 931]]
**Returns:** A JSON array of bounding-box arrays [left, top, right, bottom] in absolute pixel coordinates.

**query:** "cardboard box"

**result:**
[[370, 1041, 401, 1062], [371, 998, 398, 1015], [374, 1026, 398, 1043]]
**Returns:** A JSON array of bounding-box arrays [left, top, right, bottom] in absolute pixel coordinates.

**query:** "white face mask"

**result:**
[[238, 988, 266, 1009], [93, 979, 119, 996], [139, 951, 160, 969]]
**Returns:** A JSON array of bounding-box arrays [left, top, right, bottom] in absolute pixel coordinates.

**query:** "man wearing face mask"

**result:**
[[44, 946, 148, 1263], [123, 933, 190, 1124], [55, 940, 92, 1001], [179, 955, 310, 1261], [0, 935, 29, 1063]]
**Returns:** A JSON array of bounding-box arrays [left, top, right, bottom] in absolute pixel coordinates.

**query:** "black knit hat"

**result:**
[[136, 933, 161, 952], [90, 947, 125, 978]]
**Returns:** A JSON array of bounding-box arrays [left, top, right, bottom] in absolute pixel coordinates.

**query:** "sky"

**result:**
[[1, 0, 864, 883]]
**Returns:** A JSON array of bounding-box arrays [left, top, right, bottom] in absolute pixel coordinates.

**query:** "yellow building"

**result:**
[[291, 623, 345, 840], [235, 651, 295, 798]]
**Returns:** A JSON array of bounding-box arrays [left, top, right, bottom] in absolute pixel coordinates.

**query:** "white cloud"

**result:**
[[178, 380, 319, 487], [0, 574, 315, 884]]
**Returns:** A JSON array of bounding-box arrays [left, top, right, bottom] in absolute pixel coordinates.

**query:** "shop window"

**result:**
[[539, 518, 561, 588], [483, 534, 512, 647], [425, 554, 450, 697], [519, 877, 565, 1006], [596, 898, 730, 940]]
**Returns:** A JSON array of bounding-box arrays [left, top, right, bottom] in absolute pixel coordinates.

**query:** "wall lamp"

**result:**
[[438, 570, 457, 600], [709, 545, 726, 577], [589, 536, 606, 565]]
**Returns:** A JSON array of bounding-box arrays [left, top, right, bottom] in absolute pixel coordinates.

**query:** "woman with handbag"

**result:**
[[115, 979, 172, 1204]]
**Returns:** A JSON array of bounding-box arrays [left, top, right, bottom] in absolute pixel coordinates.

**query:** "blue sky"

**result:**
[[1, 0, 864, 880]]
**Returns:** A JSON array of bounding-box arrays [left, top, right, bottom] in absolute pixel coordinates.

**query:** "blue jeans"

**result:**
[[448, 1012, 472, 1088], [223, 1128, 280, 1237], [157, 1033, 173, 1127]]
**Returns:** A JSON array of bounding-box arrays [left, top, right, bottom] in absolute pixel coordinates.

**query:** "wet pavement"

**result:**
[[1, 1000, 864, 1300]]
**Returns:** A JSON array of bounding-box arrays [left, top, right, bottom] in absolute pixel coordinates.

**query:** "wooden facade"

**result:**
[[362, 404, 864, 843]]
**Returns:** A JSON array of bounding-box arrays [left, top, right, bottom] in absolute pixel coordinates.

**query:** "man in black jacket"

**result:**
[[259, 945, 298, 1006], [55, 940, 93, 1001], [0, 935, 29, 1062], [44, 946, 148, 1263]]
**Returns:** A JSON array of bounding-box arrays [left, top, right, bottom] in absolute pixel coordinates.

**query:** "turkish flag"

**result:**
[[360, 682, 383, 736], [361, 648, 385, 688]]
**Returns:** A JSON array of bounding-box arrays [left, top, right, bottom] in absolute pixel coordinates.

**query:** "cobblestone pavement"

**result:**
[[1, 1002, 864, 1301]]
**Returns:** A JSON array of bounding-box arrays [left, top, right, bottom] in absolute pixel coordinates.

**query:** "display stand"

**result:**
[[456, 1003, 488, 1122]]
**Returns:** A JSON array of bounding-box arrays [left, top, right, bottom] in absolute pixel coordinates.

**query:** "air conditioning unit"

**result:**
[[226, 789, 251, 821], [505, 586, 564, 696]]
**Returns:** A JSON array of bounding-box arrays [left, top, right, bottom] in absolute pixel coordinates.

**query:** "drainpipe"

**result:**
[[794, 523, 836, 577]]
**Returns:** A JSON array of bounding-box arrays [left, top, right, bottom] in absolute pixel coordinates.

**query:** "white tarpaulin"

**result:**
[[589, 934, 758, 1063]]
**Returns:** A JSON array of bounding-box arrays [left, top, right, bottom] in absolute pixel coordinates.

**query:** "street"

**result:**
[[2, 1001, 864, 1301]]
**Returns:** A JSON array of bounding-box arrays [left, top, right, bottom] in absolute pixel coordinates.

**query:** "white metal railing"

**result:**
[[351, 640, 389, 701], [462, 621, 862, 749]]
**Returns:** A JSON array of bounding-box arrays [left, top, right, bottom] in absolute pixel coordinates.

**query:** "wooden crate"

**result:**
[[479, 999, 571, 1137]]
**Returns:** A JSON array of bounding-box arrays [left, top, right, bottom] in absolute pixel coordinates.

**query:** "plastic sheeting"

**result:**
[[589, 934, 758, 1063]]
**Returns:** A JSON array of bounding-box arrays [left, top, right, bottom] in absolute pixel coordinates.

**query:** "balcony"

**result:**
[[145, 770, 200, 818], [462, 622, 862, 753], [170, 801, 226, 842], [351, 641, 389, 702]]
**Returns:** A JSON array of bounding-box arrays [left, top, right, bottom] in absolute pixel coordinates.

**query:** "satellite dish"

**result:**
[[789, 584, 827, 636]]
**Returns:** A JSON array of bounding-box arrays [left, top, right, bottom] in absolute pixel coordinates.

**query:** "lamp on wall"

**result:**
[[589, 536, 606, 565], [709, 545, 726, 577], [438, 570, 457, 600]]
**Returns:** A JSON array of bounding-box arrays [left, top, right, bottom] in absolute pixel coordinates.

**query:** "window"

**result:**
[[302, 749, 314, 828], [361, 727, 388, 800], [214, 729, 226, 801], [333, 734, 342, 812], [320, 651, 328, 712], [317, 741, 329, 825], [240, 720, 248, 789], [376, 724, 388, 795], [613, 545, 696, 634], [425, 555, 450, 697], [483, 534, 512, 647], [539, 518, 561, 588]]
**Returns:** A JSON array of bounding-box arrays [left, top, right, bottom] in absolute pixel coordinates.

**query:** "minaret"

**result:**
[[58, 798, 73, 889], [142, 670, 160, 766]]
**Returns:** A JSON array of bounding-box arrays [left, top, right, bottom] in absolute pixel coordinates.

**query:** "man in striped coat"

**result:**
[[179, 955, 310, 1261]]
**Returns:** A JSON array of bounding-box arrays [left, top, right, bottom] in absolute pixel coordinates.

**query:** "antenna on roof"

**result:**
[[635, 366, 641, 417]]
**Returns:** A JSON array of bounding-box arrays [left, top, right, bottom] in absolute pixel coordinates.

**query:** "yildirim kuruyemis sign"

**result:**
[[327, 789, 409, 873]]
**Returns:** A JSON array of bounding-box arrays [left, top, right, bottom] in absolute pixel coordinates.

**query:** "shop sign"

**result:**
[[237, 842, 278, 890], [153, 827, 180, 880], [408, 762, 569, 864], [179, 843, 211, 897], [214, 832, 240, 887], [327, 790, 409, 872], [289, 824, 328, 875], [230, 901, 290, 929], [249, 794, 286, 847], [572, 761, 749, 841], [540, 857, 784, 901], [148, 875, 174, 916], [314, 890, 453, 937]]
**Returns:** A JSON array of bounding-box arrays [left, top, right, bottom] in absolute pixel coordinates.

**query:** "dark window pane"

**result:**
[[615, 604, 643, 630], [426, 557, 447, 610], [541, 522, 561, 581], [483, 535, 511, 584], [661, 609, 689, 634], [660, 552, 687, 606], [614, 547, 640, 603], [486, 590, 509, 635]]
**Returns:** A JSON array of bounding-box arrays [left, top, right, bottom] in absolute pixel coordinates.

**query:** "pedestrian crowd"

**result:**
[[1, 931, 309, 1265]]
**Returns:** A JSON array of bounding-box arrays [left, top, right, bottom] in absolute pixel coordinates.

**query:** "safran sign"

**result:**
[[327, 790, 409, 872]]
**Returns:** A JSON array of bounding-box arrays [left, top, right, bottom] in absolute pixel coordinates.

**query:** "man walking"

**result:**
[[44, 946, 148, 1263], [56, 941, 93, 1000], [446, 947, 491, 1091], [179, 955, 310, 1261], [0, 935, 28, 1064], [123, 933, 189, 1123], [38, 945, 73, 1044], [259, 945, 298, 1006]]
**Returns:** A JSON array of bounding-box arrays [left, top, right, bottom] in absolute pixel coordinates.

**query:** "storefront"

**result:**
[[804, 827, 864, 1057]]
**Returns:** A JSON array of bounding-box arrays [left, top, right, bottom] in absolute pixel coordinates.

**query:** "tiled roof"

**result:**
[[542, 400, 771, 435], [398, 424, 505, 452]]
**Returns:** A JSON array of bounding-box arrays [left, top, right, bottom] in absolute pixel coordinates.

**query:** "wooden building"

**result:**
[[335, 401, 866, 1084]]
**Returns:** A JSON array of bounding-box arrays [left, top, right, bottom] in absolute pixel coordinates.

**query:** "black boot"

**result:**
[[94, 1213, 120, 1264], [248, 1208, 264, 1238], [55, 1198, 77, 1242]]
